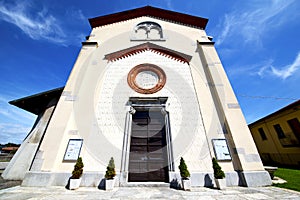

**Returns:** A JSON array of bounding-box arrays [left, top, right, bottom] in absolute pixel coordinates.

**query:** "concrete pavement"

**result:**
[[1, 186, 300, 200]]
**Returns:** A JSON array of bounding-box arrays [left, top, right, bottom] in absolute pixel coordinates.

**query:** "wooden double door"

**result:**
[[128, 108, 169, 182]]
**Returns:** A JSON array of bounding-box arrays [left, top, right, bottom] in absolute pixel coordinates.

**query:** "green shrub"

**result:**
[[105, 157, 116, 179], [71, 157, 84, 179], [178, 157, 190, 179], [212, 157, 225, 179]]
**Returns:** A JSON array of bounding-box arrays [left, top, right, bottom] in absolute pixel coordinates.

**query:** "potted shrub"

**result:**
[[105, 157, 116, 190], [212, 157, 226, 189], [69, 157, 84, 190], [178, 157, 191, 191]]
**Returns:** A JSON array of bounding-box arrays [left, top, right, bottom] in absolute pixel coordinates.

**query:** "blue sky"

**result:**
[[0, 0, 299, 144]]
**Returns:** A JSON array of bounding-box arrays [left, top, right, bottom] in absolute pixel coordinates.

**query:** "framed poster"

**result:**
[[212, 139, 231, 161], [63, 139, 83, 161]]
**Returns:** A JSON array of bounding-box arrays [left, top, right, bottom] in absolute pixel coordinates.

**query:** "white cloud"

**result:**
[[270, 52, 300, 79], [257, 52, 300, 79], [0, 2, 86, 46], [66, 8, 86, 21], [256, 59, 274, 77], [215, 14, 235, 46], [228, 52, 300, 80], [215, 0, 296, 46], [226, 59, 273, 78], [0, 94, 35, 144], [0, 2, 65, 43], [0, 123, 31, 144]]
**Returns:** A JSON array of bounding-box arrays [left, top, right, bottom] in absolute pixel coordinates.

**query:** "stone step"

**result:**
[[120, 182, 170, 187]]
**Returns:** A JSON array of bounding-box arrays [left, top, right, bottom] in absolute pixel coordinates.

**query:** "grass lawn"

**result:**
[[273, 168, 300, 192]]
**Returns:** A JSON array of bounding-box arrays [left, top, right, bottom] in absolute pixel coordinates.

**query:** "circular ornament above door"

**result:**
[[127, 64, 166, 94]]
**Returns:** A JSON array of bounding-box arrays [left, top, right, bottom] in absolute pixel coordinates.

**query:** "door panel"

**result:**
[[128, 109, 168, 182]]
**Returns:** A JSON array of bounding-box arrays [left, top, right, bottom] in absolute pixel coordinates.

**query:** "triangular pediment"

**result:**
[[104, 42, 192, 63], [89, 6, 208, 29]]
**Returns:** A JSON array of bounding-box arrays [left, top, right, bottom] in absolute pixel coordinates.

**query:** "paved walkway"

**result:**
[[1, 186, 300, 200]]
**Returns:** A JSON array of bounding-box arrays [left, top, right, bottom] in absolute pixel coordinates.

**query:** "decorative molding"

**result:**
[[134, 21, 163, 39], [127, 64, 166, 94], [105, 42, 191, 63]]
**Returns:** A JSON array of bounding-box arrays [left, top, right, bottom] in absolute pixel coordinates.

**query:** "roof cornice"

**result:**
[[89, 6, 208, 29], [9, 87, 64, 115], [248, 99, 300, 126]]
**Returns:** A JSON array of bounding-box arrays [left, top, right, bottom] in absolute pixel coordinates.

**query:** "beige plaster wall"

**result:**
[[198, 44, 265, 171]]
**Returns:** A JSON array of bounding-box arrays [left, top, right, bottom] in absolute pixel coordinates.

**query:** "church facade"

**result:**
[[2, 6, 271, 187]]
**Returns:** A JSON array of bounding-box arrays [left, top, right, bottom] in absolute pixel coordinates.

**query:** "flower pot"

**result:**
[[182, 179, 191, 191], [69, 178, 81, 190], [215, 178, 226, 190], [105, 179, 115, 190]]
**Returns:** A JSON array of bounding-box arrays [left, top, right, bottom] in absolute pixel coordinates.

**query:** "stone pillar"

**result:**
[[120, 107, 134, 184], [162, 107, 174, 172]]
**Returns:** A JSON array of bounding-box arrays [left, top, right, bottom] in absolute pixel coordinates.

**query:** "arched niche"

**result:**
[[132, 21, 164, 41]]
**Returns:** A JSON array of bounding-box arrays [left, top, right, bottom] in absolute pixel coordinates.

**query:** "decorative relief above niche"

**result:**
[[131, 21, 165, 41]]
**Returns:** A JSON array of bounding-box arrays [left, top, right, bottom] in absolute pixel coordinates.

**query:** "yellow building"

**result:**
[[249, 100, 300, 167]]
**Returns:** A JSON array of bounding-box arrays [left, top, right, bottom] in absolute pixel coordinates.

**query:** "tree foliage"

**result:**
[[212, 157, 225, 179], [105, 157, 116, 179], [71, 157, 84, 179], [1, 143, 20, 147], [178, 157, 190, 179]]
